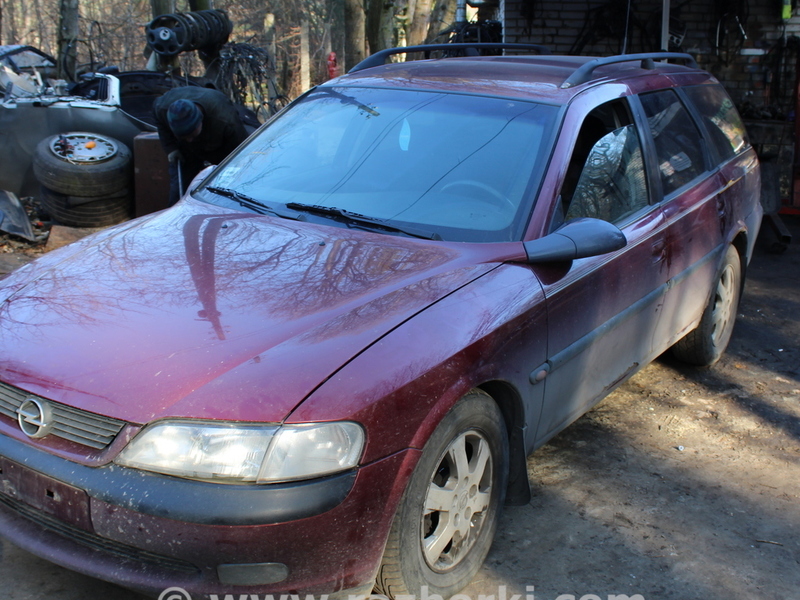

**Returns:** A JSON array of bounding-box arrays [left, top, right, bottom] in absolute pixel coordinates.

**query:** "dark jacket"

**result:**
[[153, 87, 249, 169]]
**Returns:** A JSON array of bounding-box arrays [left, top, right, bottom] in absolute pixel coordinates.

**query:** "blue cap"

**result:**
[[167, 99, 202, 137]]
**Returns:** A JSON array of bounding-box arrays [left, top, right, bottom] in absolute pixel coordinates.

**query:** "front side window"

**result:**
[[566, 125, 648, 224], [683, 84, 748, 162], [198, 87, 558, 242], [640, 89, 707, 197], [557, 99, 649, 227]]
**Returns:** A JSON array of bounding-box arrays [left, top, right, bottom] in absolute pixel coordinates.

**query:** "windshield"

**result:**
[[197, 86, 558, 242]]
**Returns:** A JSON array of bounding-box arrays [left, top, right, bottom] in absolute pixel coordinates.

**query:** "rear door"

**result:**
[[635, 85, 754, 351]]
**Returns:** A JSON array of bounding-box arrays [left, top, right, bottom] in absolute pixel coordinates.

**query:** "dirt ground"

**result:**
[[1, 216, 798, 600]]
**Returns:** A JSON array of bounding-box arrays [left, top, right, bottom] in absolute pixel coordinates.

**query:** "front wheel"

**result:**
[[375, 390, 509, 599], [672, 244, 742, 366]]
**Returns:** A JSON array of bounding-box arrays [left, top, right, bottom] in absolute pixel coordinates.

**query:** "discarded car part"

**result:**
[[38, 185, 131, 228], [0, 64, 39, 97], [146, 10, 233, 57], [50, 132, 120, 163], [0, 190, 35, 241], [0, 73, 146, 199], [54, 186, 129, 208], [33, 133, 132, 197], [133, 132, 171, 216], [114, 71, 203, 127], [213, 43, 285, 121], [0, 45, 57, 83], [0, 67, 259, 201]]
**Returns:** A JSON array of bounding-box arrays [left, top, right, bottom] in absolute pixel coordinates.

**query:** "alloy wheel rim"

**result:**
[[421, 430, 493, 572], [711, 263, 736, 346]]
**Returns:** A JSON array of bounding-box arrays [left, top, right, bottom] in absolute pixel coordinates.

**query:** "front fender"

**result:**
[[287, 262, 548, 468]]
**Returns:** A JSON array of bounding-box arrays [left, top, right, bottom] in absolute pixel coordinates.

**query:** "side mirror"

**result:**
[[522, 218, 626, 263]]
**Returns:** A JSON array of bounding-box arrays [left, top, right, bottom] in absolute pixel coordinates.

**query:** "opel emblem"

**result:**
[[17, 398, 54, 439]]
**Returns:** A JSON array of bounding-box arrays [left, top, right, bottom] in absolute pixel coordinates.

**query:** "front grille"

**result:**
[[0, 381, 125, 450], [0, 492, 199, 574]]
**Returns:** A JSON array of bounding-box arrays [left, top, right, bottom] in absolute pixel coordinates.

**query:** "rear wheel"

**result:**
[[375, 390, 508, 599], [672, 245, 742, 366]]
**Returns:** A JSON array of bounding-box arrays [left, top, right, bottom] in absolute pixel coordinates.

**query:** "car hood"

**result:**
[[0, 199, 516, 424]]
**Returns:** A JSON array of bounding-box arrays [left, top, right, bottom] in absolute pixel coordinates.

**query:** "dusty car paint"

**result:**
[[0, 199, 524, 427]]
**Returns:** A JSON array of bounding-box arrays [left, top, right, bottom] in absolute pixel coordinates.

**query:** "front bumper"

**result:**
[[0, 432, 420, 597]]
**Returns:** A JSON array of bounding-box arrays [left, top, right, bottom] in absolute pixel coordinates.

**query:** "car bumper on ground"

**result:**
[[0, 432, 420, 597]]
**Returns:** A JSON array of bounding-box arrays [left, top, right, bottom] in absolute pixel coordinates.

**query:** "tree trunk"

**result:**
[[426, 0, 456, 43], [367, 0, 396, 53], [300, 20, 311, 91], [57, 0, 79, 80], [407, 0, 434, 46], [344, 0, 367, 70], [150, 0, 172, 17]]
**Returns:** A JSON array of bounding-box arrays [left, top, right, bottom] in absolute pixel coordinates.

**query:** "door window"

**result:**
[[566, 125, 649, 224], [683, 84, 748, 162], [640, 89, 707, 196], [557, 100, 649, 227]]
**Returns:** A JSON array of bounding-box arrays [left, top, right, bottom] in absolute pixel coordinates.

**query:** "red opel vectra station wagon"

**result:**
[[0, 44, 761, 599]]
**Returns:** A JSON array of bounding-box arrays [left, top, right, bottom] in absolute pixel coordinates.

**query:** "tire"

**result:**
[[375, 390, 509, 599], [672, 245, 742, 366], [32, 133, 132, 197], [39, 186, 132, 228]]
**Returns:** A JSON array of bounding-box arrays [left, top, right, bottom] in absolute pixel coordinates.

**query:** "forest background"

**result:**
[[0, 0, 462, 101]]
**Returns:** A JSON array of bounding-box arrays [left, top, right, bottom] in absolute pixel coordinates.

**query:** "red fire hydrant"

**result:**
[[327, 52, 339, 80]]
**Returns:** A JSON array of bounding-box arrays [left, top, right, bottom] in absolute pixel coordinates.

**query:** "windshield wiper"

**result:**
[[206, 187, 302, 221], [285, 202, 441, 240]]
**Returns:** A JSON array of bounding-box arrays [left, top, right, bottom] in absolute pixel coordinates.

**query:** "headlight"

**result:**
[[115, 421, 364, 484]]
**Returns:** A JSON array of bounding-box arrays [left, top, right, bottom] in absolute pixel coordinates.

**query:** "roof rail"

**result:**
[[348, 43, 551, 74], [560, 52, 699, 89]]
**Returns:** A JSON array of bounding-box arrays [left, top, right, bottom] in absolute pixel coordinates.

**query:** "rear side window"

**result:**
[[640, 90, 706, 197], [683, 84, 748, 162]]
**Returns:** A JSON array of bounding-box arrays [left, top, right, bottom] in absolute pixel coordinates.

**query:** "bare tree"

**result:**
[[2, 0, 442, 101], [57, 0, 79, 79], [367, 0, 397, 53], [345, 0, 367, 69], [407, 0, 434, 45], [427, 0, 457, 42]]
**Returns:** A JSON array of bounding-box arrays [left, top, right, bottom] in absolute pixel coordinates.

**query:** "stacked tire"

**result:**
[[33, 132, 133, 228]]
